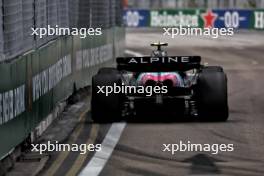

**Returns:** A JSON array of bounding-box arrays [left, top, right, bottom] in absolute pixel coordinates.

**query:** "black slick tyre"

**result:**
[[196, 66, 229, 121]]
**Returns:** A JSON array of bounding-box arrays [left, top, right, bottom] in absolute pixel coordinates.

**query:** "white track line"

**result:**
[[79, 123, 126, 176], [79, 50, 143, 176]]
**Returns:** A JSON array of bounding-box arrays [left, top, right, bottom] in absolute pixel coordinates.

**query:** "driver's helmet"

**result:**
[[151, 50, 167, 57]]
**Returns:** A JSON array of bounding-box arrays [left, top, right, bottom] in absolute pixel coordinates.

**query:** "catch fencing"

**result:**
[[0, 0, 124, 62], [126, 0, 264, 9], [0, 0, 125, 159]]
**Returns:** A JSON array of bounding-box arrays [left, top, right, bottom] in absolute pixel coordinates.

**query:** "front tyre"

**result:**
[[196, 66, 229, 121]]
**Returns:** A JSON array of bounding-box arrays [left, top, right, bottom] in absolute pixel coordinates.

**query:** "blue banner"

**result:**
[[123, 9, 262, 30], [123, 9, 149, 27], [212, 10, 251, 29]]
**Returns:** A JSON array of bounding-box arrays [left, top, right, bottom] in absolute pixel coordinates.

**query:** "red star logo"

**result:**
[[201, 10, 217, 28]]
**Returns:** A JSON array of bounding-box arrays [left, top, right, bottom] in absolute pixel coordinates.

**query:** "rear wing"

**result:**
[[116, 56, 201, 72]]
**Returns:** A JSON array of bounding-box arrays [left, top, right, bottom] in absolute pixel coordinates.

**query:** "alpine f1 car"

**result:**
[[91, 42, 229, 122]]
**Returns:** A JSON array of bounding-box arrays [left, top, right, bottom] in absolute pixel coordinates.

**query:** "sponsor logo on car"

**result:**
[[127, 57, 190, 64]]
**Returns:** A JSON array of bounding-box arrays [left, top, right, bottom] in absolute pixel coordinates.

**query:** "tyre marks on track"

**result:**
[[43, 109, 90, 176], [66, 124, 99, 176]]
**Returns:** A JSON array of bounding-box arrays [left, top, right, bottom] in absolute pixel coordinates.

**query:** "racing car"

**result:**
[[91, 42, 229, 122]]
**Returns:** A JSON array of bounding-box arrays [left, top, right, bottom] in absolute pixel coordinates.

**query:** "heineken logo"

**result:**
[[150, 10, 199, 27], [124, 9, 264, 30], [254, 11, 264, 29], [201, 10, 218, 28]]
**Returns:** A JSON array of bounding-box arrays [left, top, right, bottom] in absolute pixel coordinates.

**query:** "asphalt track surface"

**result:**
[[41, 29, 264, 176]]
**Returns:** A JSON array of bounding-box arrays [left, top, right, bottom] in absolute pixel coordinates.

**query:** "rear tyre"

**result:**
[[91, 73, 122, 123], [196, 66, 229, 121]]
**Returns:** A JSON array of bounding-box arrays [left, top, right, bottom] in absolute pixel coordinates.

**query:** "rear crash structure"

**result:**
[[91, 43, 229, 122]]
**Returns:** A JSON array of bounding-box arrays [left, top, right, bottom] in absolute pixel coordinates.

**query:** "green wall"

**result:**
[[0, 27, 125, 159]]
